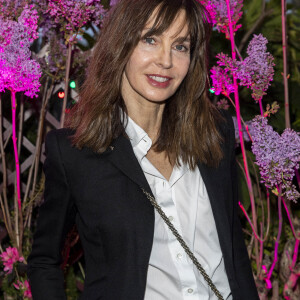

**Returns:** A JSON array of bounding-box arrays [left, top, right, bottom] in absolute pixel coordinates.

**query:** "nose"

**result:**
[[156, 46, 173, 69]]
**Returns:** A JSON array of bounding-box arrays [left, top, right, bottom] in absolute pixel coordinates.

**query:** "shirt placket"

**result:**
[[155, 177, 200, 299]]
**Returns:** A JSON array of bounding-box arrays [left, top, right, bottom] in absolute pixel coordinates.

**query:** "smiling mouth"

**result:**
[[148, 75, 170, 83]]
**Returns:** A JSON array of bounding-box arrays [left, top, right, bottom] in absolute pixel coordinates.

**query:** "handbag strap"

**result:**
[[141, 188, 224, 300]]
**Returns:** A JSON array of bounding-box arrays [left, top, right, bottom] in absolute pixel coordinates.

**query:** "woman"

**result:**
[[28, 0, 259, 299]]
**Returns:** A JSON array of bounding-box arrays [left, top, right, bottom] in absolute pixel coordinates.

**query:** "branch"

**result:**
[[238, 8, 273, 53]]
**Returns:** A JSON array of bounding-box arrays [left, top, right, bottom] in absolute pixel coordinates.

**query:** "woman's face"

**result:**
[[121, 9, 191, 105]]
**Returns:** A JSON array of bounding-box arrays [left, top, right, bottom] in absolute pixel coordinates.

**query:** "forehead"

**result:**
[[144, 8, 189, 38]]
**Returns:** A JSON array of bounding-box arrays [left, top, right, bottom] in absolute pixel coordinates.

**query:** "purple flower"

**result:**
[[251, 116, 300, 202], [47, 0, 106, 42], [215, 34, 275, 102], [199, 0, 243, 38], [0, 17, 41, 97], [237, 34, 275, 101]]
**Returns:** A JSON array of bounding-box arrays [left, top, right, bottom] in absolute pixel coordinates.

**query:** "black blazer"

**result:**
[[28, 114, 259, 300]]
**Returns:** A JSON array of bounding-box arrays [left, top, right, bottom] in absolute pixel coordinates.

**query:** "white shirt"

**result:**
[[125, 116, 232, 300]]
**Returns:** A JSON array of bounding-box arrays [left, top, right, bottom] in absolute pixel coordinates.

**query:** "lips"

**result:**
[[146, 74, 172, 88]]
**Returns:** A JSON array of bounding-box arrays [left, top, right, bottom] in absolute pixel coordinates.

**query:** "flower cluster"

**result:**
[[18, 4, 39, 42], [0, 247, 24, 274], [13, 280, 32, 299], [211, 65, 235, 96], [238, 34, 275, 101], [0, 0, 29, 19], [216, 98, 230, 110], [0, 0, 39, 42], [47, 0, 106, 43], [199, 0, 243, 38], [0, 17, 41, 97], [251, 116, 300, 202], [215, 34, 275, 102]]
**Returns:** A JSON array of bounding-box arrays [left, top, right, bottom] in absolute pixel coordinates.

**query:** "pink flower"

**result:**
[[13, 280, 32, 299], [199, 0, 243, 38], [18, 4, 39, 42], [210, 65, 235, 96], [0, 17, 41, 97], [0, 247, 24, 273], [216, 98, 230, 110]]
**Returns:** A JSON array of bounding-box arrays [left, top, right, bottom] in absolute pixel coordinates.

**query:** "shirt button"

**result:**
[[168, 216, 174, 221], [187, 288, 193, 294], [176, 253, 182, 259]]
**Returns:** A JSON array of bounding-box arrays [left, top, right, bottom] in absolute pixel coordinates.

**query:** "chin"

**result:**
[[144, 92, 175, 103]]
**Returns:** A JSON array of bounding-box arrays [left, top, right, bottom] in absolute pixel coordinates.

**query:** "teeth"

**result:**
[[149, 75, 169, 82]]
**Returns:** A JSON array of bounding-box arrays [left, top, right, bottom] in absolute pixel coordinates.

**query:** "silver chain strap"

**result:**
[[141, 188, 224, 300]]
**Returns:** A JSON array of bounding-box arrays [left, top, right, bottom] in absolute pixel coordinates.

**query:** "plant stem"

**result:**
[[24, 81, 54, 228], [283, 240, 300, 299], [10, 91, 21, 211], [238, 201, 269, 242], [60, 43, 72, 128], [258, 222, 263, 272], [258, 98, 264, 116], [17, 94, 24, 156], [291, 239, 299, 269], [11, 91, 24, 251], [227, 95, 253, 142], [266, 187, 283, 286], [281, 0, 291, 128], [281, 197, 300, 241], [0, 95, 13, 241], [225, 0, 258, 265]]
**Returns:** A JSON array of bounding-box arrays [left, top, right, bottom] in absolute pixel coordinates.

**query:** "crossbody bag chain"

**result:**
[[141, 188, 224, 300]]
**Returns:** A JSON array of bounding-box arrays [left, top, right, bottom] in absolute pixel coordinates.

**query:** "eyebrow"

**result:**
[[141, 28, 191, 43], [173, 36, 191, 43]]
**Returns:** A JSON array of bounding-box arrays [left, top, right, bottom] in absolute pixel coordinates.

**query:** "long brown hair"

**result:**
[[66, 0, 224, 168]]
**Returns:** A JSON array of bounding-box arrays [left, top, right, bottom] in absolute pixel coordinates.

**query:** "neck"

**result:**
[[125, 99, 165, 143]]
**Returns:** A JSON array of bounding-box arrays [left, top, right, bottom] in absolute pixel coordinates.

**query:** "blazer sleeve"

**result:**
[[27, 130, 76, 300], [227, 116, 259, 299]]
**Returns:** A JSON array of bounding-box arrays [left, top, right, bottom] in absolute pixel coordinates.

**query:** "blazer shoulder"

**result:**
[[45, 128, 75, 150]]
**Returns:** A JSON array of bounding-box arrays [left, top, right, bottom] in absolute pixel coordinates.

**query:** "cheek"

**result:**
[[177, 57, 190, 81], [125, 55, 146, 81]]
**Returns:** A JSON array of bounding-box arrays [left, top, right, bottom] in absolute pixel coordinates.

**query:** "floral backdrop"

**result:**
[[0, 0, 299, 299]]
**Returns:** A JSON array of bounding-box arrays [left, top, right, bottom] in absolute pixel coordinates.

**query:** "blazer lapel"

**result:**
[[106, 135, 153, 196], [197, 162, 233, 264]]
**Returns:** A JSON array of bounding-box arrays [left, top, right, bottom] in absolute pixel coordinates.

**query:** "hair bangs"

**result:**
[[143, 1, 185, 38]]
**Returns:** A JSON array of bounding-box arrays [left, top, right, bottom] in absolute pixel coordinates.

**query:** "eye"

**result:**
[[143, 37, 156, 45], [174, 44, 189, 52]]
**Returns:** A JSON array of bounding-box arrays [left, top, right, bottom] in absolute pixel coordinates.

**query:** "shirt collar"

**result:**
[[123, 114, 189, 182], [124, 115, 151, 148]]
